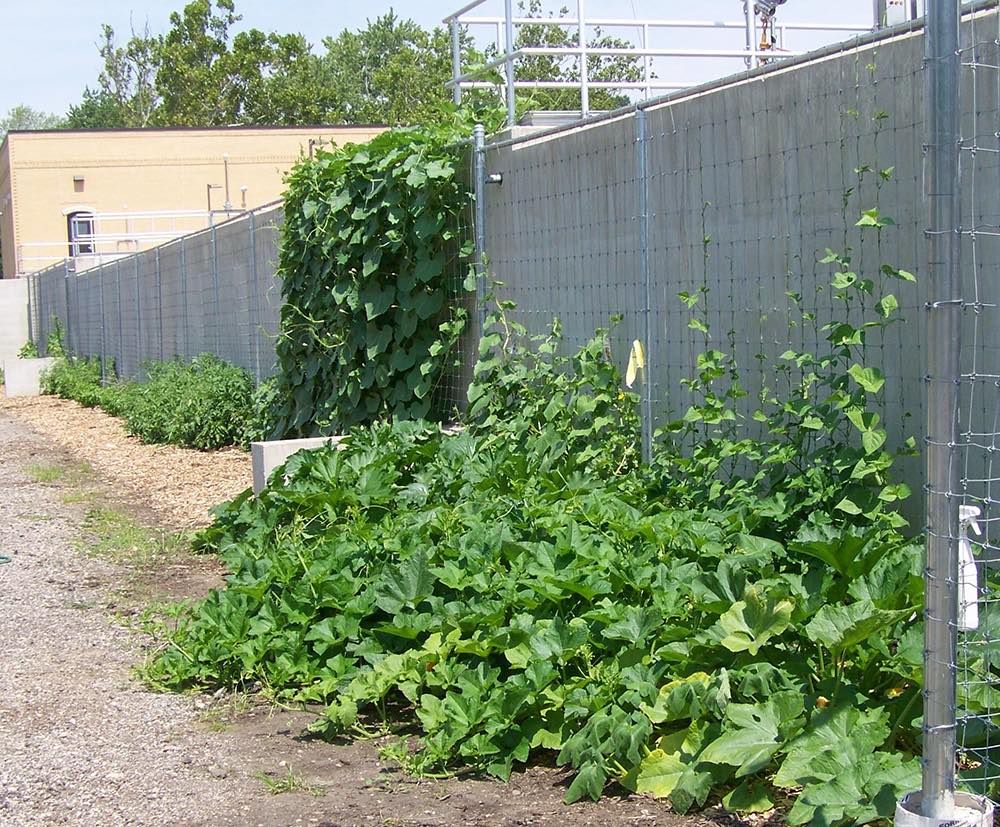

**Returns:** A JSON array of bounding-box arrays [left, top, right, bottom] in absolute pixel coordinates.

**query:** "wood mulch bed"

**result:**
[[0, 394, 251, 529]]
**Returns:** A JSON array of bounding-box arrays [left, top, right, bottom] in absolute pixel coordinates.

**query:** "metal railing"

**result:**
[[16, 208, 241, 277], [444, 0, 881, 124]]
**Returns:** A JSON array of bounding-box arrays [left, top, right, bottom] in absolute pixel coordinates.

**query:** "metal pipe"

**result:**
[[456, 16, 872, 31], [642, 23, 651, 99], [482, 4, 938, 153], [26, 273, 33, 344], [472, 124, 488, 330], [636, 109, 652, 463], [443, 0, 490, 23], [743, 1, 754, 69], [451, 19, 463, 105], [222, 154, 232, 212], [578, 0, 589, 116], [504, 0, 516, 125], [922, 0, 962, 819]]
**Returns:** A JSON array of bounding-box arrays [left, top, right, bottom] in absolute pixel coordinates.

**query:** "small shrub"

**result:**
[[17, 340, 39, 359], [45, 317, 66, 358], [40, 352, 258, 451], [41, 357, 105, 407], [117, 355, 255, 450]]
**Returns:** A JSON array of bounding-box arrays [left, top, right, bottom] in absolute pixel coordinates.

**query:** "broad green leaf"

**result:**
[[699, 692, 804, 777], [848, 363, 886, 394], [804, 601, 912, 652], [714, 587, 794, 655], [634, 748, 687, 798], [722, 780, 774, 813], [564, 762, 606, 803]]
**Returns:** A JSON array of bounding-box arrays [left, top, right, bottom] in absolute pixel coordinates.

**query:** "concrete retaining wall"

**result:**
[[0, 279, 29, 363]]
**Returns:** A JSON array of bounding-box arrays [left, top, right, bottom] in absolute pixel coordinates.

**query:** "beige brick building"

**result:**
[[0, 125, 383, 278]]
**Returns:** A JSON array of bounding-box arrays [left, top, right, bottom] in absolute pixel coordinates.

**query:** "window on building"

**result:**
[[67, 211, 94, 257]]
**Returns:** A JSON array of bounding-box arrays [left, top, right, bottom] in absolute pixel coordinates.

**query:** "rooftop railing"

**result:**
[[444, 1, 919, 125]]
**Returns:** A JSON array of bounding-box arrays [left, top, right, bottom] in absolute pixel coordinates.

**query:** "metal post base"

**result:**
[[895, 791, 994, 827]]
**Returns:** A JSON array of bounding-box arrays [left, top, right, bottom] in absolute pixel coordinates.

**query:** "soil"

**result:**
[[0, 397, 759, 827]]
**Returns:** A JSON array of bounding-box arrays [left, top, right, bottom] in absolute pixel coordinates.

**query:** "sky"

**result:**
[[2, 0, 881, 118]]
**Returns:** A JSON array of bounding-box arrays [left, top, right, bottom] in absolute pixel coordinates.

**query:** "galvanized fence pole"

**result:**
[[63, 260, 72, 356], [248, 211, 261, 383], [635, 108, 652, 465], [211, 224, 221, 357], [922, 0, 963, 819], [116, 261, 124, 376], [135, 256, 143, 372], [99, 268, 107, 383], [26, 273, 33, 345], [155, 248, 164, 362], [181, 236, 189, 361], [472, 124, 488, 333]]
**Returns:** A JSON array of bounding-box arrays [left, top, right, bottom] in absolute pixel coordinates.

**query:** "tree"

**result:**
[[317, 12, 466, 126], [0, 105, 64, 141]]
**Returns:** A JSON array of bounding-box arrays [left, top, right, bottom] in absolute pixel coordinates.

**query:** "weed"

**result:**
[[24, 463, 64, 483], [77, 505, 188, 568], [255, 766, 324, 796]]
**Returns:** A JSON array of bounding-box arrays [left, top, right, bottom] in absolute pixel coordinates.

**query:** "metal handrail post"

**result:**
[[504, 0, 516, 124], [578, 0, 589, 116], [451, 19, 463, 105], [472, 124, 488, 331], [922, 0, 962, 819]]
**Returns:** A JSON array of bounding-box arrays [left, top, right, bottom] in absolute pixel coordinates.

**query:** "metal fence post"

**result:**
[[116, 261, 124, 377], [63, 260, 73, 356], [472, 124, 488, 332], [181, 235, 189, 361], [922, 0, 962, 820], [248, 211, 261, 383], [26, 273, 33, 344], [636, 108, 652, 465], [99, 268, 107, 382], [135, 256, 143, 371], [212, 224, 221, 357], [155, 248, 164, 361]]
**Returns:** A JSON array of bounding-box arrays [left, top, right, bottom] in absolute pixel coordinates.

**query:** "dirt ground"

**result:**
[[0, 397, 754, 827]]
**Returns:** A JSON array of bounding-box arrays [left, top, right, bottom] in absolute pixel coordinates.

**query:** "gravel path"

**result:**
[[0, 413, 267, 827]]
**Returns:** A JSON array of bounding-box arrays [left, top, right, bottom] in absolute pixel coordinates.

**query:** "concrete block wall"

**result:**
[[0, 278, 29, 363]]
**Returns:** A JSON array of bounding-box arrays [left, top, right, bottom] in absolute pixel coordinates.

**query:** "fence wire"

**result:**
[[29, 204, 284, 383], [953, 2, 1000, 807], [479, 24, 928, 494]]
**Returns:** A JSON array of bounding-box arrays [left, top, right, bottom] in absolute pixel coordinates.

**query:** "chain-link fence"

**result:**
[[27, 203, 284, 383]]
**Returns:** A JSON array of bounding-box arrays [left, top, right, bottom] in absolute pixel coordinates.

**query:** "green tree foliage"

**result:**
[[0, 104, 64, 140], [65, 1, 640, 128], [317, 12, 470, 126]]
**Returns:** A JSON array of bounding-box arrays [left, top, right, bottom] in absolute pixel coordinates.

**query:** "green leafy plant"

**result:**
[[271, 124, 473, 437], [45, 316, 66, 357], [17, 340, 39, 359], [41, 352, 261, 451], [144, 201, 927, 822]]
